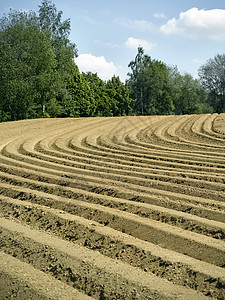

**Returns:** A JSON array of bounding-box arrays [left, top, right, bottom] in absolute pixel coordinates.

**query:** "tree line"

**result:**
[[0, 0, 224, 122]]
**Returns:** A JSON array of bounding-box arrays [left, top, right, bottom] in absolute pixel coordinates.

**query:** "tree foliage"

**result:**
[[81, 73, 132, 117], [38, 0, 77, 78], [82, 72, 111, 116], [0, 9, 60, 121], [106, 76, 132, 116], [66, 65, 96, 117], [127, 47, 213, 116], [0, 1, 132, 121], [0, 1, 80, 121], [126, 47, 174, 115], [198, 54, 225, 113], [0, 1, 219, 123], [169, 68, 210, 115]]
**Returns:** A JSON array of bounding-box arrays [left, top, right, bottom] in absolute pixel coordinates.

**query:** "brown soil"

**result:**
[[0, 114, 225, 299]]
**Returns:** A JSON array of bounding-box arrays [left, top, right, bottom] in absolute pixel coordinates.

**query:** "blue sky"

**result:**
[[1, 0, 225, 81]]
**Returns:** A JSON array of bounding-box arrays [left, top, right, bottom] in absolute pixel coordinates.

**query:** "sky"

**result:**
[[1, 0, 225, 81]]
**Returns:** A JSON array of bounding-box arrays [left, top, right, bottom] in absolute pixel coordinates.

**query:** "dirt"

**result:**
[[0, 114, 225, 299]]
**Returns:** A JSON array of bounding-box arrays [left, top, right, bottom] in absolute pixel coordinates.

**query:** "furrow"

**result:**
[[1, 115, 225, 299], [1, 158, 225, 224], [0, 217, 211, 300], [0, 180, 225, 240], [0, 251, 93, 300], [3, 137, 225, 202], [1, 194, 225, 267]]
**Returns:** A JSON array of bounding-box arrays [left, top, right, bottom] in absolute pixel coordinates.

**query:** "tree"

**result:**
[[65, 64, 96, 117], [198, 54, 225, 113], [82, 72, 113, 116], [0, 1, 80, 121], [106, 76, 133, 116], [127, 47, 151, 115], [169, 69, 210, 114], [38, 0, 77, 70], [38, 0, 78, 109], [127, 47, 174, 115], [0, 9, 60, 121], [142, 59, 174, 115]]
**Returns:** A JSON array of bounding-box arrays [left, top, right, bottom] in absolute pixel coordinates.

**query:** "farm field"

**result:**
[[0, 113, 225, 299]]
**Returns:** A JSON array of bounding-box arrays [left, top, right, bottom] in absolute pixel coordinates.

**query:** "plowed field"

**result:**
[[0, 114, 225, 299]]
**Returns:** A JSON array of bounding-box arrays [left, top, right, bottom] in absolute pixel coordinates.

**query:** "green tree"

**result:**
[[0, 9, 60, 121], [0, 1, 80, 121], [169, 69, 210, 114], [127, 47, 151, 115], [106, 76, 133, 116], [82, 72, 113, 116], [198, 53, 225, 113], [65, 64, 96, 117], [142, 60, 174, 115], [127, 47, 174, 115], [38, 0, 78, 110]]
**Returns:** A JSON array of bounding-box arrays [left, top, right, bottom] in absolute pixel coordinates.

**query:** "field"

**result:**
[[0, 114, 225, 299]]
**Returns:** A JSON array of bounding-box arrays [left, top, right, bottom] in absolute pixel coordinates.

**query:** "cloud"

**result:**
[[153, 13, 166, 19], [125, 37, 156, 51], [75, 54, 118, 81], [161, 7, 225, 40], [115, 17, 154, 31]]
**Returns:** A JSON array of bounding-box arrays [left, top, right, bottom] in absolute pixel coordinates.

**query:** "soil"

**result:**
[[0, 114, 225, 299]]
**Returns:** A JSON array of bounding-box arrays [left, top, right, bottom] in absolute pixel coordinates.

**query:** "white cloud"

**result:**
[[125, 37, 156, 51], [75, 54, 118, 81], [153, 13, 166, 19], [161, 7, 225, 40], [115, 17, 154, 31]]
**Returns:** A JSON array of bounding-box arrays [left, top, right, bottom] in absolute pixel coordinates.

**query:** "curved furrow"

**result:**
[[150, 115, 225, 152], [0, 155, 225, 224], [1, 117, 223, 213], [138, 114, 225, 156], [202, 114, 225, 139], [191, 114, 225, 142], [1, 149, 225, 227], [7, 137, 225, 202], [1, 117, 225, 208], [34, 131, 225, 187], [0, 163, 225, 236], [72, 118, 225, 171], [165, 114, 225, 149], [95, 134, 225, 170], [0, 115, 225, 299], [213, 113, 225, 135], [50, 136, 225, 185], [179, 114, 225, 146]]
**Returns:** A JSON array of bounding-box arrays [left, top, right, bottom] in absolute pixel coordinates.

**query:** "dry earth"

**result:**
[[0, 114, 225, 299]]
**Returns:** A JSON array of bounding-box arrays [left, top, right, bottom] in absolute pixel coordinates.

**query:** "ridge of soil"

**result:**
[[0, 114, 225, 299]]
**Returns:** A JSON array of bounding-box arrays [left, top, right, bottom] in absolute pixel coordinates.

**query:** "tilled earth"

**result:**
[[0, 114, 225, 299]]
